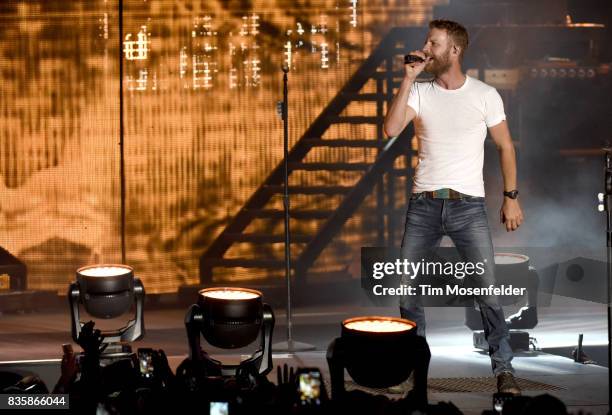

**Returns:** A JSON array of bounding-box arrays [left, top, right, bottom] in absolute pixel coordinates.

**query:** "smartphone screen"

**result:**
[[138, 350, 154, 378], [210, 401, 229, 415], [492, 392, 516, 413], [298, 371, 321, 405]]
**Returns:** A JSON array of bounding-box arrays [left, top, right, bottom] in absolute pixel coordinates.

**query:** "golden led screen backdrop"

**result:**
[[0, 0, 439, 294]]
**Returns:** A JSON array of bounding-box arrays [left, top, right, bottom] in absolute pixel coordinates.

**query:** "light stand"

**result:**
[[273, 64, 315, 353], [68, 264, 145, 368], [69, 264, 145, 345], [602, 147, 612, 401], [184, 287, 274, 382]]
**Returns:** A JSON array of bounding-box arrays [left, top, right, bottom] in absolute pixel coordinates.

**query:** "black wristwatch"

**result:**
[[503, 190, 519, 199]]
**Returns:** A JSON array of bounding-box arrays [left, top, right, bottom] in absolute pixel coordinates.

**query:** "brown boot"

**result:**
[[497, 371, 521, 395]]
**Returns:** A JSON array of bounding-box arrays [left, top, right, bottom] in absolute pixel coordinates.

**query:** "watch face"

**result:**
[[505, 190, 518, 199]]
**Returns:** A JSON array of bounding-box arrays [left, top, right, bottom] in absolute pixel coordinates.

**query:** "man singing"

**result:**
[[383, 19, 523, 395]]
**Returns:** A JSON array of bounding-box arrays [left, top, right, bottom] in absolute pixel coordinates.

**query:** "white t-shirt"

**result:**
[[407, 75, 506, 197]]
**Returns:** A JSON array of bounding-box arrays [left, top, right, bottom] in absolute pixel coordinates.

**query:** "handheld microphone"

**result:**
[[404, 54, 425, 65]]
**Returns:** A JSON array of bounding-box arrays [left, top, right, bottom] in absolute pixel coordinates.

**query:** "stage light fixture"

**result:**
[[184, 287, 274, 378], [327, 316, 430, 404], [465, 253, 540, 330], [69, 264, 145, 344], [465, 253, 540, 352]]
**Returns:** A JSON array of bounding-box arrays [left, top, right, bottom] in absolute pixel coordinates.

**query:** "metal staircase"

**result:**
[[199, 27, 427, 285]]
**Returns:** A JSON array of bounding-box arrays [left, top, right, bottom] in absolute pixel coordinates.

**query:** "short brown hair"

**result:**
[[429, 19, 469, 60]]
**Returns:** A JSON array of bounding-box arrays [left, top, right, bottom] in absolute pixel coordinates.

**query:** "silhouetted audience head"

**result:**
[[520, 394, 568, 415]]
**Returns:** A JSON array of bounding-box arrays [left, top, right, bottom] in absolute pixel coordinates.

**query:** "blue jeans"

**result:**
[[399, 193, 514, 375]]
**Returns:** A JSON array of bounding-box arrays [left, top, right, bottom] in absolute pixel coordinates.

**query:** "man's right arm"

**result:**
[[383, 78, 417, 137], [383, 50, 428, 137]]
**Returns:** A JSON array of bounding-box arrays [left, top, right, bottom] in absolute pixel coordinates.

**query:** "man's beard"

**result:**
[[425, 50, 452, 76]]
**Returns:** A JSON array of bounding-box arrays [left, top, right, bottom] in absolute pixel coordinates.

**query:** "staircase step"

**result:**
[[303, 138, 384, 148], [203, 258, 287, 269], [327, 116, 380, 124], [249, 209, 333, 219], [250, 207, 406, 220], [342, 92, 383, 101], [391, 168, 411, 177], [265, 185, 352, 195], [288, 162, 372, 171], [362, 206, 407, 216], [223, 233, 311, 243], [372, 70, 404, 80]]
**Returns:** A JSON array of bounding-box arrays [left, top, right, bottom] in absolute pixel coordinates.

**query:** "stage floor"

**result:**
[[0, 298, 609, 414]]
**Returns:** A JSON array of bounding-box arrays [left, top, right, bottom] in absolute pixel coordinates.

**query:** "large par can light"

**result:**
[[327, 316, 430, 404], [77, 265, 135, 318], [342, 316, 416, 388], [69, 264, 145, 344], [184, 287, 274, 378], [197, 287, 263, 349]]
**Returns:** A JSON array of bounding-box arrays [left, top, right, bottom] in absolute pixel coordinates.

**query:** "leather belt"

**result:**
[[414, 188, 472, 199]]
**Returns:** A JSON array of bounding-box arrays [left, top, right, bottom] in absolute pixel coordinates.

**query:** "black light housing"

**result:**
[[197, 287, 263, 349], [465, 253, 539, 332], [185, 287, 274, 378], [327, 316, 430, 404], [69, 264, 145, 344]]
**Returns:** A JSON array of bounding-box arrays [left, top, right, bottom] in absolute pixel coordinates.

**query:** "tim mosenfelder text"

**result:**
[[372, 284, 526, 297]]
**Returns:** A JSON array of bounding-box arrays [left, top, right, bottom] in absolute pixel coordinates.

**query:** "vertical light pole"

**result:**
[[603, 148, 612, 400], [273, 64, 314, 353]]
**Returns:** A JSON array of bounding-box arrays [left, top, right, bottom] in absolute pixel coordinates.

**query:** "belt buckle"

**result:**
[[433, 188, 450, 199]]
